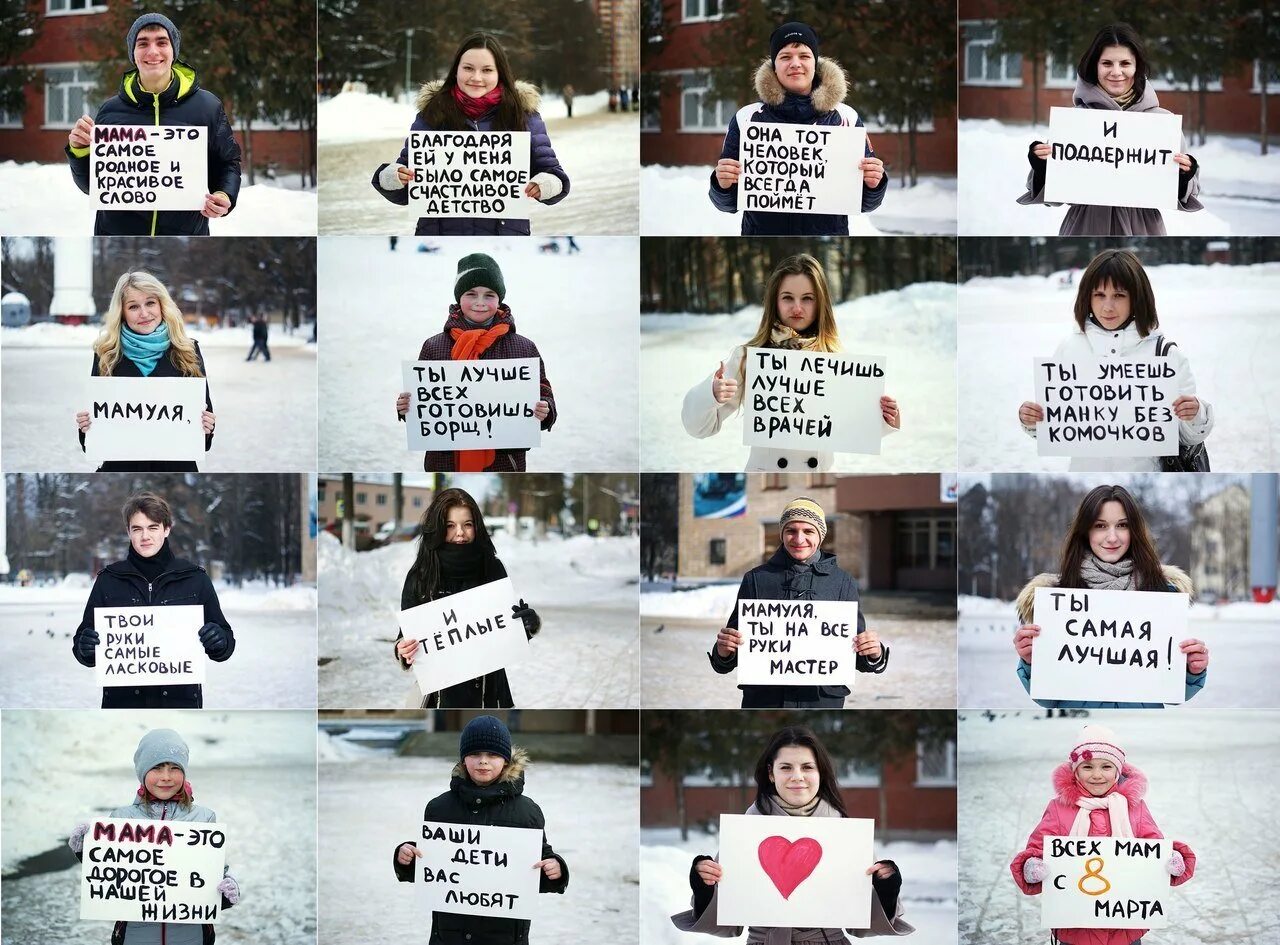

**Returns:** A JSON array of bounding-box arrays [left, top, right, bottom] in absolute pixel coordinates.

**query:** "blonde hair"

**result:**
[[736, 253, 841, 384], [94, 271, 204, 378]]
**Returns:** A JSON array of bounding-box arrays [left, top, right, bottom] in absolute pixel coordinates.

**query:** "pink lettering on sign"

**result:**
[[757, 836, 823, 899]]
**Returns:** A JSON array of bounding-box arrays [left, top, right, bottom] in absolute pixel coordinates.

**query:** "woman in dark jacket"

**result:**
[[65, 13, 241, 236], [394, 716, 569, 945], [711, 496, 889, 708], [709, 22, 888, 236], [394, 488, 541, 708], [74, 270, 215, 472], [372, 31, 569, 236]]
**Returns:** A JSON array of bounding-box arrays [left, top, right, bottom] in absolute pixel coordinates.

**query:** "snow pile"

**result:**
[[640, 583, 739, 618], [316, 729, 384, 762], [217, 583, 317, 612]]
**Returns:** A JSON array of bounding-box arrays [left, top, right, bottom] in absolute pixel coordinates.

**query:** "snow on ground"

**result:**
[[0, 583, 317, 708], [642, 283, 956, 472], [318, 530, 639, 708], [319, 746, 639, 943], [958, 263, 1280, 472], [317, 235, 639, 472], [0, 161, 317, 236], [639, 164, 958, 235], [959, 118, 1280, 235], [958, 710, 1280, 945], [643, 826, 957, 945], [2, 710, 317, 945], [957, 593, 1280, 708], [1, 324, 317, 472]]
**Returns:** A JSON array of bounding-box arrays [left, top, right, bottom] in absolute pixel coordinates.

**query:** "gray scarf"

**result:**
[[1078, 552, 1135, 591]]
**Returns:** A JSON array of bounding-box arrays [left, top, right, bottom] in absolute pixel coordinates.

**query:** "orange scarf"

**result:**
[[449, 323, 511, 470]]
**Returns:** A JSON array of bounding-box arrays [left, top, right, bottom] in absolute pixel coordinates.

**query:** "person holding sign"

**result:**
[[672, 725, 913, 940], [67, 728, 242, 945], [72, 491, 235, 709], [1010, 724, 1195, 945], [74, 271, 217, 472], [395, 253, 556, 472], [708, 22, 888, 236], [1016, 23, 1203, 235], [393, 489, 541, 707], [682, 253, 899, 471], [372, 31, 570, 235], [1012, 484, 1209, 709], [1016, 249, 1212, 472], [709, 497, 889, 708], [393, 716, 568, 941], [65, 12, 241, 236]]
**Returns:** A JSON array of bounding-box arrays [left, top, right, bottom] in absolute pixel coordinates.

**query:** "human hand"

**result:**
[[866, 860, 896, 880], [695, 858, 723, 886], [396, 842, 422, 865], [714, 159, 741, 189], [512, 599, 540, 638], [854, 629, 882, 660], [396, 392, 410, 417], [533, 400, 550, 421], [1180, 638, 1209, 675], [76, 628, 100, 664], [1172, 395, 1200, 421], [198, 622, 230, 658], [201, 192, 231, 219], [396, 164, 413, 185], [1022, 856, 1046, 884], [524, 181, 542, 200], [1018, 401, 1044, 427], [217, 874, 241, 904], [68, 821, 91, 854], [76, 410, 92, 434], [1014, 624, 1039, 662], [715, 627, 741, 658], [880, 395, 900, 429], [201, 410, 216, 435], [1172, 153, 1192, 173], [1032, 141, 1051, 160], [1165, 850, 1186, 877], [396, 637, 420, 665], [860, 156, 885, 189], [535, 857, 562, 880], [69, 115, 95, 149], [711, 362, 738, 405]]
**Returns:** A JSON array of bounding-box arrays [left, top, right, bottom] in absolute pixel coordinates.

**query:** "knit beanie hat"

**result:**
[[459, 715, 512, 761], [126, 13, 181, 65], [1068, 723, 1125, 773], [770, 22, 820, 64], [454, 253, 506, 302], [133, 728, 189, 783], [779, 496, 827, 543]]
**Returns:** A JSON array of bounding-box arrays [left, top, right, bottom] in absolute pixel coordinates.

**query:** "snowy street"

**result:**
[[958, 710, 1280, 945]]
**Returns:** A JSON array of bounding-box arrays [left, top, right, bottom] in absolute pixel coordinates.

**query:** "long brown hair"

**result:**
[[94, 271, 204, 377], [752, 725, 848, 816], [420, 32, 529, 132], [1057, 484, 1167, 591], [1076, 23, 1150, 103], [1072, 249, 1159, 336], [406, 487, 495, 603], [735, 253, 841, 385]]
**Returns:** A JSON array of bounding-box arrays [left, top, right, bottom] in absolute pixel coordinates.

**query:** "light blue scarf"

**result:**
[[121, 322, 171, 376]]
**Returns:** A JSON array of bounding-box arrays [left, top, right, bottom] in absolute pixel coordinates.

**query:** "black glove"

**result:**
[[1027, 140, 1047, 196], [198, 622, 230, 658], [75, 628, 99, 666], [512, 599, 541, 639], [1178, 153, 1199, 194], [870, 858, 902, 917]]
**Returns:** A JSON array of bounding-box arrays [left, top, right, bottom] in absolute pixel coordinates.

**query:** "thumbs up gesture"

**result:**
[[711, 361, 738, 405]]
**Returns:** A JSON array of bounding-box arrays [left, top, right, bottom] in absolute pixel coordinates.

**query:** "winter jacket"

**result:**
[[79, 340, 215, 472], [1020, 320, 1212, 472], [399, 305, 557, 472], [1010, 762, 1196, 945], [1013, 567, 1206, 709], [372, 80, 569, 236], [393, 750, 569, 945], [710, 547, 889, 708], [72, 548, 234, 709], [1016, 78, 1202, 236], [683, 344, 897, 471], [66, 61, 241, 237], [708, 58, 888, 236]]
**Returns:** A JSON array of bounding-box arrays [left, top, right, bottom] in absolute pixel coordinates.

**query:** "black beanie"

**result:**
[[769, 22, 819, 64], [453, 253, 506, 302], [459, 715, 513, 761]]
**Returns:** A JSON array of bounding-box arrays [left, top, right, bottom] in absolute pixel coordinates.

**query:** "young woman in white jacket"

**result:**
[[681, 252, 900, 471], [1017, 248, 1212, 472]]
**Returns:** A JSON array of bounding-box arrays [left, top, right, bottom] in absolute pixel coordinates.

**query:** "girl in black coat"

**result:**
[[74, 270, 216, 471], [394, 716, 569, 945], [394, 488, 541, 708]]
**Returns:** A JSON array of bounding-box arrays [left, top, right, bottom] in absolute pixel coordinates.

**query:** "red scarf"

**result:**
[[451, 84, 503, 120], [449, 322, 511, 471]]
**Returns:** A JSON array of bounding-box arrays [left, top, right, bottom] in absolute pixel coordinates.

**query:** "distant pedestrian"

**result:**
[[562, 83, 575, 118], [566, 236, 581, 253], [245, 314, 271, 362]]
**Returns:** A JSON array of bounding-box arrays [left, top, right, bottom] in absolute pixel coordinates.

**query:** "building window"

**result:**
[[43, 65, 94, 127], [317, 482, 327, 502], [709, 538, 726, 565], [641, 81, 661, 132], [375, 494, 387, 506], [1253, 60, 1280, 92], [762, 474, 787, 490], [808, 474, 836, 488], [413, 496, 423, 507], [682, 0, 723, 23], [961, 22, 1022, 87], [356, 491, 367, 505], [894, 513, 955, 570], [916, 739, 957, 786], [48, 0, 107, 12], [680, 73, 735, 132], [841, 756, 880, 787]]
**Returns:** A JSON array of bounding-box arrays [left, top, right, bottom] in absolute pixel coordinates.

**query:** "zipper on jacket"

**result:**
[[148, 581, 153, 604], [150, 93, 160, 237]]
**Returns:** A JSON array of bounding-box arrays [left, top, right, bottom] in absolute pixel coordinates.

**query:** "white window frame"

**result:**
[[915, 739, 957, 787], [40, 62, 95, 130], [682, 0, 725, 24], [46, 0, 108, 16], [961, 21, 1022, 88], [1252, 60, 1280, 93], [678, 71, 737, 134], [841, 757, 880, 788], [682, 766, 736, 787], [641, 79, 661, 132]]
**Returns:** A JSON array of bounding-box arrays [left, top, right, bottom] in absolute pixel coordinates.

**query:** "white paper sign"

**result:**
[[90, 124, 208, 212], [85, 376, 206, 466], [399, 577, 527, 695], [737, 121, 865, 215], [80, 818, 227, 923], [742, 347, 885, 455], [1041, 835, 1170, 929], [1034, 357, 1180, 457], [402, 359, 541, 452], [406, 130, 531, 219], [93, 605, 205, 686], [735, 599, 859, 688], [412, 821, 543, 920], [1030, 587, 1190, 705], [717, 814, 874, 929], [1044, 107, 1182, 212]]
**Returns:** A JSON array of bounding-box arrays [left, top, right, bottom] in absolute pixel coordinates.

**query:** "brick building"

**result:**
[[598, 0, 640, 91], [316, 477, 436, 535]]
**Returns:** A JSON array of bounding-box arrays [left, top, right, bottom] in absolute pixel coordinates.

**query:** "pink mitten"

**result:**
[[1165, 850, 1185, 877], [1022, 857, 1047, 884]]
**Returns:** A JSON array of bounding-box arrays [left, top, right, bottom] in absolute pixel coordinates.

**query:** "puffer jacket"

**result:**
[[393, 749, 569, 945], [1010, 762, 1196, 945], [708, 58, 888, 236], [1020, 320, 1213, 472], [372, 80, 569, 235], [1016, 78, 1202, 235], [1013, 566, 1206, 708], [66, 61, 241, 236]]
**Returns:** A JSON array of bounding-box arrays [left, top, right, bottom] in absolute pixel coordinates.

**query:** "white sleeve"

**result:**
[[681, 347, 744, 439]]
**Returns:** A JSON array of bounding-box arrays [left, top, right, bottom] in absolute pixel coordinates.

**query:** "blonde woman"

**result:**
[[681, 253, 900, 471], [74, 271, 216, 471]]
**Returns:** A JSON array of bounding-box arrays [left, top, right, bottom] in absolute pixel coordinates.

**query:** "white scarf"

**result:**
[[1068, 790, 1134, 838]]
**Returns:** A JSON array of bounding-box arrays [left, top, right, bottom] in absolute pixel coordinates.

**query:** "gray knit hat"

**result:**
[[133, 728, 189, 783], [453, 253, 506, 302], [126, 13, 181, 65]]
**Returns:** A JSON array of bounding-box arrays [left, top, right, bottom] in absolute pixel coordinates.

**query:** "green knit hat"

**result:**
[[453, 253, 506, 302]]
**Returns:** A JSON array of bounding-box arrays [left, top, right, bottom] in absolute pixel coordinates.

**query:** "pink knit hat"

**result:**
[[1068, 723, 1126, 772]]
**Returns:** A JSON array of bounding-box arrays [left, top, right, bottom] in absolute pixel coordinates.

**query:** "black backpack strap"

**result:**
[[1155, 334, 1178, 357]]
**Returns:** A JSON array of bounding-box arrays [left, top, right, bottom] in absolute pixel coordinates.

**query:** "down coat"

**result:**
[[708, 58, 888, 236], [1010, 762, 1195, 945], [372, 80, 569, 236]]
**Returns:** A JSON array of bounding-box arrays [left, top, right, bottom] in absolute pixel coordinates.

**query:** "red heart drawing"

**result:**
[[757, 835, 823, 899]]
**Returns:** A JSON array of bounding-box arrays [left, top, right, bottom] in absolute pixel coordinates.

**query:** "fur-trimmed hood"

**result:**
[[1014, 565, 1193, 625], [753, 56, 848, 112], [416, 79, 543, 117], [449, 745, 529, 783], [1051, 760, 1148, 806]]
